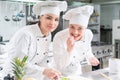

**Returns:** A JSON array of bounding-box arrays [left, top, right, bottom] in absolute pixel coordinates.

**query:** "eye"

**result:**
[[55, 18, 59, 21], [70, 25, 74, 29], [46, 16, 52, 20], [78, 27, 83, 31]]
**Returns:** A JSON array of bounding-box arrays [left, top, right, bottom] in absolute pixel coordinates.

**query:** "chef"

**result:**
[[53, 5, 100, 76], [6, 1, 67, 80]]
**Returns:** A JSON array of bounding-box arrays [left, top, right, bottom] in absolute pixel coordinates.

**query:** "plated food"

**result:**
[[59, 76, 92, 80]]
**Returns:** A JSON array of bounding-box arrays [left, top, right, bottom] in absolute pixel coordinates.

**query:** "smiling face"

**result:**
[[39, 14, 59, 35], [69, 24, 86, 41]]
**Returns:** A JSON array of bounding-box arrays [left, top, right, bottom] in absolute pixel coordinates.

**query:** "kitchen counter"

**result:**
[[80, 68, 120, 80], [91, 44, 113, 58]]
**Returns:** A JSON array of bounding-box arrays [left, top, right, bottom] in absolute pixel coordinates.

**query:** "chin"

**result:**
[[51, 28, 56, 32], [75, 39, 79, 41], [49, 29, 54, 32], [74, 37, 81, 41], [51, 29, 55, 31]]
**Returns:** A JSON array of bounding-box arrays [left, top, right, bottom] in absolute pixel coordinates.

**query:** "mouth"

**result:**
[[48, 26, 55, 29], [71, 34, 80, 38]]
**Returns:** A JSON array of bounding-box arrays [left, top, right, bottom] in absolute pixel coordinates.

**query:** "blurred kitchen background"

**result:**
[[0, 0, 120, 73]]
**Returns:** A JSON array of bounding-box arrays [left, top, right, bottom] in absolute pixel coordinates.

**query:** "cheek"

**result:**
[[69, 29, 73, 34], [79, 31, 83, 35], [50, 22, 59, 32], [78, 32, 84, 38], [40, 19, 46, 25], [53, 22, 59, 29], [55, 22, 59, 27]]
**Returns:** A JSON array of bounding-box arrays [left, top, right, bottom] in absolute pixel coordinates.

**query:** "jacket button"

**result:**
[[45, 39, 47, 41], [71, 63, 74, 66], [73, 56, 75, 58], [47, 60, 49, 63], [37, 53, 39, 55], [37, 39, 39, 41], [35, 63, 37, 65], [43, 53, 46, 55], [0, 67, 3, 70]]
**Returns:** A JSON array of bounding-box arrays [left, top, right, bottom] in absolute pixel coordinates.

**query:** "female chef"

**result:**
[[53, 5, 99, 76], [6, 1, 67, 80]]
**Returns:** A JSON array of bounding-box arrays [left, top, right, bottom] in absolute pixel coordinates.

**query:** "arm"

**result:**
[[6, 31, 43, 76], [85, 29, 99, 66], [53, 33, 75, 72], [9, 31, 60, 79]]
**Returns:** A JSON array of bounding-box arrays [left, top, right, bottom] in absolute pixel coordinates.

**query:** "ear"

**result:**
[[39, 15, 43, 21]]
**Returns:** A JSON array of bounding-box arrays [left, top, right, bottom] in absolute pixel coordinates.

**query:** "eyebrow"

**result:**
[[46, 14, 59, 19], [46, 15, 52, 17]]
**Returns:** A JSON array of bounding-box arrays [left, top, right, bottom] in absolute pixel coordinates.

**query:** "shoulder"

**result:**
[[84, 29, 93, 42], [85, 29, 93, 37], [11, 24, 37, 40], [85, 29, 93, 34], [16, 24, 37, 35], [21, 24, 37, 32]]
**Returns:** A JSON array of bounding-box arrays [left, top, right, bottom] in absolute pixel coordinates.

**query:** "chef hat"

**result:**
[[63, 5, 94, 28], [33, 1, 67, 16]]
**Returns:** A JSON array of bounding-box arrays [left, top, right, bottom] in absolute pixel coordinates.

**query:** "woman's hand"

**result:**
[[89, 57, 100, 66], [67, 36, 75, 53], [43, 68, 61, 80]]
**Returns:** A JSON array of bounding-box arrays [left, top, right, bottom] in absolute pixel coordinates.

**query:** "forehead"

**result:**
[[70, 24, 85, 29], [41, 14, 59, 18]]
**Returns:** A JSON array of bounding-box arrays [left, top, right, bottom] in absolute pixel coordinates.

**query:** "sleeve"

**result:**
[[5, 30, 29, 73], [85, 29, 95, 64], [6, 30, 45, 75], [7, 30, 31, 59], [53, 33, 75, 72]]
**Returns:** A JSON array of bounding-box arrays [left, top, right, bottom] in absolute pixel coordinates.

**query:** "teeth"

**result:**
[[73, 35, 78, 37], [71, 34, 79, 37]]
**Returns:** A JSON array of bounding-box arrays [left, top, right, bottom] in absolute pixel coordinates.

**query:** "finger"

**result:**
[[69, 36, 74, 40], [55, 70, 61, 76], [52, 69, 61, 75], [70, 36, 75, 44], [50, 74, 58, 80], [53, 75, 59, 80], [93, 61, 99, 66], [50, 71, 59, 78]]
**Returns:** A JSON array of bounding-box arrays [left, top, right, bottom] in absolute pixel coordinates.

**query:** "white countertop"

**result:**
[[81, 68, 120, 80]]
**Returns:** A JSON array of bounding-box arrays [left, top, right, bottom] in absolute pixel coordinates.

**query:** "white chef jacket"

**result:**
[[6, 24, 54, 80], [53, 29, 95, 76]]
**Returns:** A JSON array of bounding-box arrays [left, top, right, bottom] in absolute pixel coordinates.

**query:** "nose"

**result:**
[[50, 19, 55, 25], [73, 29, 79, 34]]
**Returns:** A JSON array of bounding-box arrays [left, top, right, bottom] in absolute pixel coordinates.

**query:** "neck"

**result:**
[[38, 23, 49, 36]]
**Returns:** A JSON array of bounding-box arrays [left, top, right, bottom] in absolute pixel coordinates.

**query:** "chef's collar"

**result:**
[[80, 35, 85, 42], [35, 24, 50, 38]]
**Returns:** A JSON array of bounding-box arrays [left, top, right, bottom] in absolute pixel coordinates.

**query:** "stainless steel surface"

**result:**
[[92, 45, 113, 58], [81, 68, 120, 80], [92, 45, 113, 69], [81, 44, 113, 71], [0, 36, 3, 42], [114, 39, 120, 58], [112, 20, 120, 58]]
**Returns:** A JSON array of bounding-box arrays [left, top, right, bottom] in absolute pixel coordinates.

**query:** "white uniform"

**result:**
[[6, 24, 54, 80], [53, 29, 95, 76]]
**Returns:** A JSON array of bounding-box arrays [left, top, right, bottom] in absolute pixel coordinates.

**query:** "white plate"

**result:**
[[68, 76, 92, 80]]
